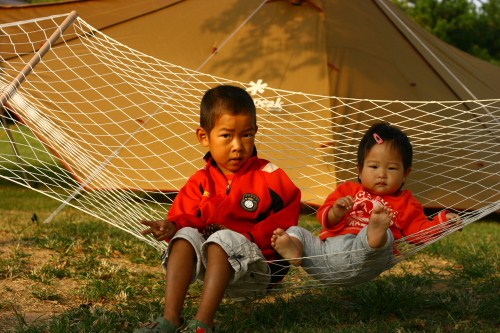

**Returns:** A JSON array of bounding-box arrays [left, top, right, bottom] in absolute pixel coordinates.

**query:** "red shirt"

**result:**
[[317, 182, 449, 243], [168, 152, 301, 260]]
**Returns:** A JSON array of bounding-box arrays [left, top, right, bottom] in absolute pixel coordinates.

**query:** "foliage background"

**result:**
[[392, 0, 500, 65]]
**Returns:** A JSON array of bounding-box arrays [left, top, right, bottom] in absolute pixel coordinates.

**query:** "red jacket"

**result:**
[[317, 182, 449, 243], [168, 152, 301, 260]]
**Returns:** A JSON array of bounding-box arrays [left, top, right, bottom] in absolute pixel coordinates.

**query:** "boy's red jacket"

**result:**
[[167, 152, 301, 260], [317, 182, 450, 243]]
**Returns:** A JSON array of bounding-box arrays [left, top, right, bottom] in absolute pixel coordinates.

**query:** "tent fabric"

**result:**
[[1, 0, 499, 100], [0, 0, 499, 211]]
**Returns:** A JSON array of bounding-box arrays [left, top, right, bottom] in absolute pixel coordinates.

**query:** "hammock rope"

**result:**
[[0, 13, 498, 289]]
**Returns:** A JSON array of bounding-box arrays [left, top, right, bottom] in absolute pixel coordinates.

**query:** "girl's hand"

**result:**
[[327, 196, 354, 226], [333, 196, 353, 216], [446, 213, 463, 231]]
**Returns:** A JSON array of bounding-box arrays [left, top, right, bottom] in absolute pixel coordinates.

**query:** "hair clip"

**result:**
[[373, 133, 384, 144]]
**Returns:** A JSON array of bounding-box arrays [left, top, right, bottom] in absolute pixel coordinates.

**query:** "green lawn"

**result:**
[[0, 183, 498, 333]]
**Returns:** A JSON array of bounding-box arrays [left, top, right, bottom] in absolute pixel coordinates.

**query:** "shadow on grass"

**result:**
[[7, 269, 498, 333], [217, 272, 499, 333]]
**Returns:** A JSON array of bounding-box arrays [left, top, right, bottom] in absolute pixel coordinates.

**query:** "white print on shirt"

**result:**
[[262, 162, 279, 173], [345, 191, 397, 228]]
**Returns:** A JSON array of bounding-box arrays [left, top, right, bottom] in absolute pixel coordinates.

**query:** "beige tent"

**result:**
[[2, 0, 499, 100], [1, 0, 499, 211]]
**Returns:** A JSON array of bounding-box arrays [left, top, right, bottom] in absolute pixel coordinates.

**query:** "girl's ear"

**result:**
[[196, 127, 209, 147], [403, 167, 412, 182]]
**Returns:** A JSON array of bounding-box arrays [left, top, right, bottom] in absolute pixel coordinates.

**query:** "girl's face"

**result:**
[[358, 142, 410, 196], [197, 112, 257, 175]]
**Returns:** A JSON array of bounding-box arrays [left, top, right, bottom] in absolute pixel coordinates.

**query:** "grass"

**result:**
[[0, 182, 498, 332]]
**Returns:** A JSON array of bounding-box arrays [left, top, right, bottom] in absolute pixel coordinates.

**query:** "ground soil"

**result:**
[[0, 242, 163, 331]]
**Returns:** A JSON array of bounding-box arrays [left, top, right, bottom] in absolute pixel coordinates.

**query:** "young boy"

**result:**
[[271, 122, 459, 285], [135, 85, 301, 333]]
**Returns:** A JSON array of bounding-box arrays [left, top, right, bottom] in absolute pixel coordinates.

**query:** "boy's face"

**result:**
[[358, 142, 410, 196], [197, 111, 257, 175]]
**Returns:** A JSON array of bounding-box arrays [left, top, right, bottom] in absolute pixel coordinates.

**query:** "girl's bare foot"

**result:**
[[367, 205, 392, 248], [271, 228, 303, 266]]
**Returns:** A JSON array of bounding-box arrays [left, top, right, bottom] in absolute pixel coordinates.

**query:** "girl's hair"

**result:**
[[357, 122, 413, 172], [200, 85, 257, 134]]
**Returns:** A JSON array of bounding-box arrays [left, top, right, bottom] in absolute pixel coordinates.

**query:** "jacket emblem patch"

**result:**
[[241, 194, 260, 212]]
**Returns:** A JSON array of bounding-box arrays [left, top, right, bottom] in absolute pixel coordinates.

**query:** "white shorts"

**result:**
[[162, 227, 271, 299]]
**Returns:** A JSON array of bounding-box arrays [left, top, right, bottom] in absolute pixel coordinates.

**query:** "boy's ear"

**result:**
[[196, 127, 209, 147], [404, 167, 412, 180]]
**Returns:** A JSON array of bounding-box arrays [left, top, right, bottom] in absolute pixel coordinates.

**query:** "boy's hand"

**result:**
[[140, 219, 177, 241]]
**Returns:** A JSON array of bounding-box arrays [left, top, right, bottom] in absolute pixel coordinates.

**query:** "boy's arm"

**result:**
[[246, 168, 301, 250], [167, 174, 206, 231]]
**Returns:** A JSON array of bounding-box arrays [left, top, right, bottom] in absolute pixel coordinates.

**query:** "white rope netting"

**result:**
[[1, 13, 498, 289]]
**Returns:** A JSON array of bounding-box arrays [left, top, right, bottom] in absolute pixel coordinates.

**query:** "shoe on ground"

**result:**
[[134, 317, 184, 333], [181, 319, 215, 332]]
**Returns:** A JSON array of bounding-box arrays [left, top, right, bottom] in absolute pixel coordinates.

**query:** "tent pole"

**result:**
[[0, 11, 79, 108]]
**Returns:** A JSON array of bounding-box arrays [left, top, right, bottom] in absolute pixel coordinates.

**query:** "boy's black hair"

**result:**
[[200, 85, 257, 134], [357, 122, 413, 172]]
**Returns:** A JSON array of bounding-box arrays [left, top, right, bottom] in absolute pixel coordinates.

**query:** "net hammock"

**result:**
[[0, 13, 499, 291]]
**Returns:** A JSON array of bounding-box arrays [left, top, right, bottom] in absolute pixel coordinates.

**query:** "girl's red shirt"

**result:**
[[317, 182, 449, 244]]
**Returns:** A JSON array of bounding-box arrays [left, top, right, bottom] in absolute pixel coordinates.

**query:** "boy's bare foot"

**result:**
[[367, 205, 392, 248], [271, 228, 303, 266]]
